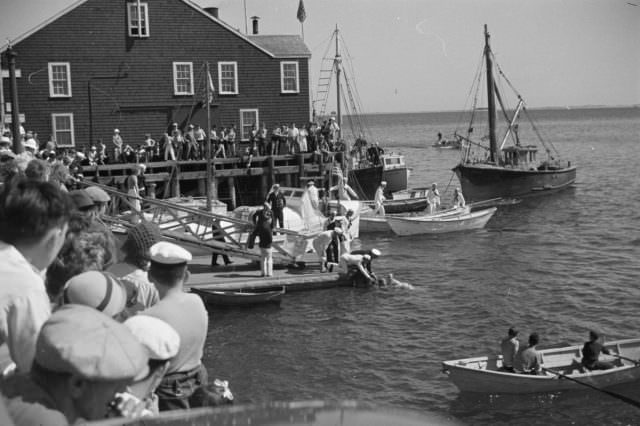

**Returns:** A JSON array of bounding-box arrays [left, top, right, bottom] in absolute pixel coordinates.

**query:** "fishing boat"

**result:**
[[442, 338, 640, 394], [374, 187, 429, 214], [432, 133, 462, 150], [386, 207, 496, 236], [191, 286, 285, 307], [313, 26, 409, 199], [452, 25, 576, 202]]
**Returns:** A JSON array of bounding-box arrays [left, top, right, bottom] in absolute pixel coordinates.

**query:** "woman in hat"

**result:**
[[125, 165, 143, 223]]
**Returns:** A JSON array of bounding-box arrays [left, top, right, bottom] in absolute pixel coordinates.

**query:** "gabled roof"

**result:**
[[246, 35, 311, 59], [1, 0, 311, 59]]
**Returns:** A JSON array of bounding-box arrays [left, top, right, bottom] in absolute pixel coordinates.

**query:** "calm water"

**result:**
[[203, 107, 640, 425]]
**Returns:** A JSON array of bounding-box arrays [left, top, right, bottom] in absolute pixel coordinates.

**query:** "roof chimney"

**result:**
[[204, 7, 219, 19], [251, 16, 260, 35]]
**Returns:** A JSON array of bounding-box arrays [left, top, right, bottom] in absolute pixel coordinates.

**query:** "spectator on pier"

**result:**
[[107, 221, 163, 309], [125, 165, 142, 223], [194, 125, 206, 159], [210, 228, 233, 268], [338, 253, 375, 287], [280, 124, 290, 154], [211, 126, 225, 158], [452, 187, 466, 209], [122, 145, 136, 163], [143, 134, 156, 159], [328, 117, 340, 142], [271, 125, 282, 155], [161, 132, 175, 161], [227, 124, 237, 157], [297, 124, 308, 153], [0, 179, 73, 373], [87, 145, 99, 165], [500, 327, 520, 373], [287, 123, 299, 154], [97, 139, 109, 164], [324, 211, 341, 267], [427, 183, 441, 215], [143, 242, 211, 410], [372, 181, 387, 215], [113, 129, 123, 163], [514, 333, 542, 375], [582, 331, 614, 371], [266, 184, 286, 232], [0, 304, 149, 424], [184, 125, 197, 160], [258, 122, 268, 155], [172, 125, 184, 160]]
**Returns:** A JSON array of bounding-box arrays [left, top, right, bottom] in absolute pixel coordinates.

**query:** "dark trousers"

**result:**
[[211, 252, 231, 266], [272, 209, 284, 231], [155, 364, 208, 411], [326, 240, 339, 264]]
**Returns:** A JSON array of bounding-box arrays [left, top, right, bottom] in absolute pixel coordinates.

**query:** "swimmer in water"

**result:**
[[386, 273, 414, 290]]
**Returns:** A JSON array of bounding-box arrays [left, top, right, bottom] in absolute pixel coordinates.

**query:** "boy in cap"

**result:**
[[500, 327, 520, 373], [107, 221, 163, 308], [0, 304, 149, 424], [142, 242, 210, 410], [0, 179, 73, 373]]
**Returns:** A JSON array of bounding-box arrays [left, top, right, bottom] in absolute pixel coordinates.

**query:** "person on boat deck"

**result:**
[[500, 327, 520, 373], [312, 228, 343, 273], [513, 332, 542, 375], [328, 117, 340, 142], [582, 330, 614, 371], [306, 180, 320, 210], [452, 187, 466, 208], [0, 304, 149, 425], [372, 181, 387, 215], [266, 184, 286, 232], [426, 183, 441, 215], [338, 253, 376, 287], [143, 242, 211, 410], [367, 141, 384, 166]]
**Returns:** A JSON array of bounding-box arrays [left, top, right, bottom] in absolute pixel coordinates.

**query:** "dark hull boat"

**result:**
[[349, 165, 383, 200], [453, 25, 576, 202]]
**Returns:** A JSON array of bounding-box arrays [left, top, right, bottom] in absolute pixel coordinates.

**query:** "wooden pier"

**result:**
[[81, 152, 343, 208]]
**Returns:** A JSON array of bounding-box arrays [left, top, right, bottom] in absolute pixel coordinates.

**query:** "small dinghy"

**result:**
[[442, 338, 640, 394], [386, 207, 496, 236], [191, 286, 285, 307]]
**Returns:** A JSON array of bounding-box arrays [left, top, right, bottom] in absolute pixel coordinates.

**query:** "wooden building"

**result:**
[[0, 0, 311, 153]]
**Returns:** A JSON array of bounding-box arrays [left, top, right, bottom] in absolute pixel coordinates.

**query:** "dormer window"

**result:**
[[128, 2, 149, 37]]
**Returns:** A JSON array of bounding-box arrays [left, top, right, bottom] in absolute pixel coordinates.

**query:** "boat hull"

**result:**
[[387, 207, 496, 236], [443, 338, 640, 394], [453, 163, 577, 202], [191, 287, 285, 306], [359, 216, 391, 233], [349, 165, 384, 200], [381, 153, 409, 193]]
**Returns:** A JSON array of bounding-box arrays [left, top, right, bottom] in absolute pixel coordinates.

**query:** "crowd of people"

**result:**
[[0, 176, 232, 425], [500, 328, 616, 375]]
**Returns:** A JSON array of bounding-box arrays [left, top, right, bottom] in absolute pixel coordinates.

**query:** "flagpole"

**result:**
[[301, 22, 304, 41], [205, 62, 212, 211]]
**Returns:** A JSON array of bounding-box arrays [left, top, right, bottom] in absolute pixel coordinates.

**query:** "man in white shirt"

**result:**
[[373, 181, 387, 215], [427, 182, 441, 214], [0, 179, 73, 373]]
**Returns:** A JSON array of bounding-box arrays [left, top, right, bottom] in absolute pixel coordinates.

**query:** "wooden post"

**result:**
[[267, 155, 276, 187], [228, 176, 236, 209], [171, 165, 180, 197], [260, 173, 268, 200], [318, 152, 325, 189], [296, 153, 304, 187], [148, 183, 156, 199], [197, 178, 206, 196]]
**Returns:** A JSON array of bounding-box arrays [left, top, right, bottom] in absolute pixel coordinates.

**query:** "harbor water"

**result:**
[[203, 107, 640, 425]]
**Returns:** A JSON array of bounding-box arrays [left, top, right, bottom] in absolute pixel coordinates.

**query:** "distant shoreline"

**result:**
[[354, 104, 639, 116]]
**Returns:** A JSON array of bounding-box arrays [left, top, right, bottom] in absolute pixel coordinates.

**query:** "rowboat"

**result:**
[[386, 207, 495, 236], [360, 206, 471, 234], [442, 338, 640, 394], [191, 286, 285, 307], [365, 188, 429, 214]]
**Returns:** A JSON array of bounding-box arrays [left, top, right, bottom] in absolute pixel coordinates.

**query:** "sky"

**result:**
[[0, 0, 638, 113]]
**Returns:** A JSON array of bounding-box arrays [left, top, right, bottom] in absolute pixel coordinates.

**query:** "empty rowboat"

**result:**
[[191, 286, 285, 307], [386, 207, 496, 236], [442, 338, 640, 394]]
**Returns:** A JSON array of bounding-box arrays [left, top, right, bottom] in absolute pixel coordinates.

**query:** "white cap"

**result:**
[[150, 241, 192, 265], [124, 315, 180, 361], [23, 138, 37, 150], [114, 128, 120, 133], [381, 181, 387, 186], [0, 136, 11, 145], [371, 248, 381, 257]]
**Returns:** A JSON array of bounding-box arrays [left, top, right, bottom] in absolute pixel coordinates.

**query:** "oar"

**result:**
[[610, 353, 640, 365], [541, 366, 640, 409]]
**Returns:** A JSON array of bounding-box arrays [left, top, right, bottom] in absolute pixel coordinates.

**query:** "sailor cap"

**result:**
[[149, 241, 192, 265], [23, 138, 37, 150], [370, 248, 381, 257], [124, 315, 180, 361]]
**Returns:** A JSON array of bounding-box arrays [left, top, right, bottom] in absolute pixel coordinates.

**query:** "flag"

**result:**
[[203, 70, 215, 104], [296, 0, 306, 23]]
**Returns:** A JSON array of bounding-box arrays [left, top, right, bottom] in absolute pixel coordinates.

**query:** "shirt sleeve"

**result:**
[[7, 293, 51, 372]]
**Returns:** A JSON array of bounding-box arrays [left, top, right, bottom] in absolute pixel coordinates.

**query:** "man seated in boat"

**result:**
[[513, 333, 542, 375], [581, 331, 614, 371], [500, 327, 520, 373], [452, 187, 466, 209]]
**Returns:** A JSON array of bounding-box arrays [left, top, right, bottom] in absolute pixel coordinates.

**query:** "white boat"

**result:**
[[360, 206, 471, 234], [442, 338, 640, 394], [386, 207, 494, 236]]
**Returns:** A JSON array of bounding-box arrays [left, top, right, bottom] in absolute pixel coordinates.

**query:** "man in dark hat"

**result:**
[[143, 242, 210, 410], [500, 327, 520, 372], [0, 304, 149, 424], [582, 330, 614, 370]]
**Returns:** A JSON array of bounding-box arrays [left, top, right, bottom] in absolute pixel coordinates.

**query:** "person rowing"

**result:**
[[582, 330, 614, 371]]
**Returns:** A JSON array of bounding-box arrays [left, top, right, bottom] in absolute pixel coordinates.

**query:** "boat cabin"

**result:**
[[382, 153, 406, 171], [501, 145, 538, 168]]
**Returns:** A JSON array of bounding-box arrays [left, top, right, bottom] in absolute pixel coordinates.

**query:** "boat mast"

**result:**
[[205, 61, 213, 211], [484, 24, 498, 163], [334, 25, 342, 141]]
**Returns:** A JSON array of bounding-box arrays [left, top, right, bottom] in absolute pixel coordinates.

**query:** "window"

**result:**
[[280, 61, 299, 93], [48, 63, 72, 97], [173, 62, 193, 95], [51, 113, 75, 147], [239, 109, 258, 141], [127, 2, 149, 37], [218, 62, 238, 95]]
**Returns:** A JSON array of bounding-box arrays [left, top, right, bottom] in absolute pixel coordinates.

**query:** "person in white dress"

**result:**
[[426, 183, 441, 215], [372, 181, 387, 215]]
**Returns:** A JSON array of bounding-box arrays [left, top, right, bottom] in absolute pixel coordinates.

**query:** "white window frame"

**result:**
[[48, 62, 72, 98], [51, 113, 75, 147], [239, 109, 259, 141], [127, 2, 150, 38], [280, 61, 299, 93], [172, 62, 194, 95], [218, 62, 238, 95]]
